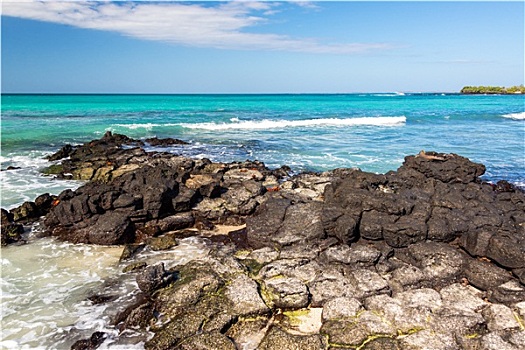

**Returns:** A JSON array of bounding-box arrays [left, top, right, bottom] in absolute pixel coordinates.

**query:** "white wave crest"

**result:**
[[113, 123, 160, 130], [113, 123, 182, 130], [181, 116, 406, 131], [502, 112, 525, 120]]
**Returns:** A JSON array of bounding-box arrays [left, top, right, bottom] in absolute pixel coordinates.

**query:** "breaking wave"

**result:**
[[113, 123, 179, 130], [501, 112, 525, 120], [180, 116, 406, 130]]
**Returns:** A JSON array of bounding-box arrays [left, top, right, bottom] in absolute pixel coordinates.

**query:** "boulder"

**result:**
[[225, 274, 269, 316], [463, 257, 512, 291], [136, 263, 177, 294], [245, 196, 291, 249], [400, 242, 465, 286], [261, 277, 309, 309], [70, 332, 107, 350], [398, 152, 486, 184], [10, 201, 39, 222], [46, 143, 74, 161], [0, 208, 25, 246]]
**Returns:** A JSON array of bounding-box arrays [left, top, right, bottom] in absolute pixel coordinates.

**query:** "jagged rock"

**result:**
[[75, 211, 135, 245], [19, 135, 525, 348], [1, 208, 24, 246], [322, 297, 363, 321], [461, 230, 494, 257], [513, 268, 525, 285], [396, 288, 443, 311], [482, 304, 521, 331], [0, 212, 25, 246], [153, 262, 223, 314], [223, 168, 264, 182], [245, 247, 280, 266], [320, 243, 381, 266], [185, 174, 221, 198], [321, 314, 395, 349], [46, 143, 74, 161], [225, 316, 271, 350], [122, 261, 147, 273], [261, 277, 309, 309], [225, 274, 269, 316], [136, 263, 176, 294], [70, 332, 107, 350], [143, 259, 255, 350], [246, 198, 324, 249], [147, 233, 179, 251], [398, 152, 486, 184], [364, 294, 433, 333], [121, 302, 154, 330], [176, 331, 236, 350], [388, 262, 427, 291], [258, 326, 323, 350], [309, 269, 360, 307], [397, 329, 458, 350], [1, 165, 22, 171], [144, 137, 188, 146], [245, 196, 291, 249], [480, 333, 521, 350], [486, 232, 525, 269], [272, 201, 324, 247], [490, 280, 525, 304], [439, 283, 489, 314], [464, 257, 512, 291], [10, 201, 39, 222], [352, 269, 390, 299], [400, 242, 465, 285]]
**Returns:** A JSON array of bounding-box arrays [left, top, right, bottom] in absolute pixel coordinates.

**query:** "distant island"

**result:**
[[460, 85, 524, 94]]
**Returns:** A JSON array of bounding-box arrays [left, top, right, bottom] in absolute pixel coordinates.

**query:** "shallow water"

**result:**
[[0, 235, 210, 349]]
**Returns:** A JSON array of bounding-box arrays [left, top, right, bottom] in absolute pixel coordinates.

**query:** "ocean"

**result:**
[[1, 93, 524, 348]]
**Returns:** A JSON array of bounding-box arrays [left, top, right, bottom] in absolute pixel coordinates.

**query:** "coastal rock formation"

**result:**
[[2, 133, 525, 349], [1, 208, 25, 246], [36, 132, 290, 244]]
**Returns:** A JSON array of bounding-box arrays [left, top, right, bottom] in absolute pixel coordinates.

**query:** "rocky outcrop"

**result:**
[[3, 134, 525, 349], [1, 208, 24, 246], [109, 235, 524, 349], [100, 146, 523, 349], [244, 152, 524, 275], [43, 131, 187, 181], [34, 133, 291, 245]]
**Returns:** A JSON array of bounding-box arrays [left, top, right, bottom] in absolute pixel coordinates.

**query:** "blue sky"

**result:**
[[1, 1, 523, 93]]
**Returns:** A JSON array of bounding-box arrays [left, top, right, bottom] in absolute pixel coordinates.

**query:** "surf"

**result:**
[[179, 116, 407, 131], [502, 112, 525, 120]]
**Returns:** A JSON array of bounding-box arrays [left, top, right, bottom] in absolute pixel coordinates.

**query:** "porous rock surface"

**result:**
[[3, 134, 525, 349]]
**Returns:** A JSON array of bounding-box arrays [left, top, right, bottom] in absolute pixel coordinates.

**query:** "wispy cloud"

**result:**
[[419, 59, 494, 65], [1, 1, 392, 54]]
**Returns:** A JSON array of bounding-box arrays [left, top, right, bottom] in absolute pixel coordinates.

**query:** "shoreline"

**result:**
[[2, 132, 525, 350]]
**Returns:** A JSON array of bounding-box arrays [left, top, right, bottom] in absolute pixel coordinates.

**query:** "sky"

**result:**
[[1, 1, 524, 93]]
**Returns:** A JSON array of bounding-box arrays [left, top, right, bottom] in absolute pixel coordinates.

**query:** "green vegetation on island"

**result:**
[[460, 85, 525, 94]]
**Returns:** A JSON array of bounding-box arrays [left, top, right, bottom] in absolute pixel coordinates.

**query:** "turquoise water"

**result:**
[[1, 93, 524, 207]]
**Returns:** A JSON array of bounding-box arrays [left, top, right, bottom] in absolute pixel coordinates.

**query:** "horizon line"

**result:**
[[1, 91, 462, 95]]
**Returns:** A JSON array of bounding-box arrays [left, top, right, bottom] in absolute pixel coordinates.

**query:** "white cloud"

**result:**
[[1, 1, 392, 54], [293, 1, 321, 10]]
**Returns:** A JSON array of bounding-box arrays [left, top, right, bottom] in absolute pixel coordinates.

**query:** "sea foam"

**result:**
[[0, 153, 83, 209], [180, 116, 406, 130], [502, 112, 525, 120]]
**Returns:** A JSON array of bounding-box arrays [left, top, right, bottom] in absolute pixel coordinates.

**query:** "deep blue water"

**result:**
[[1, 93, 524, 208]]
